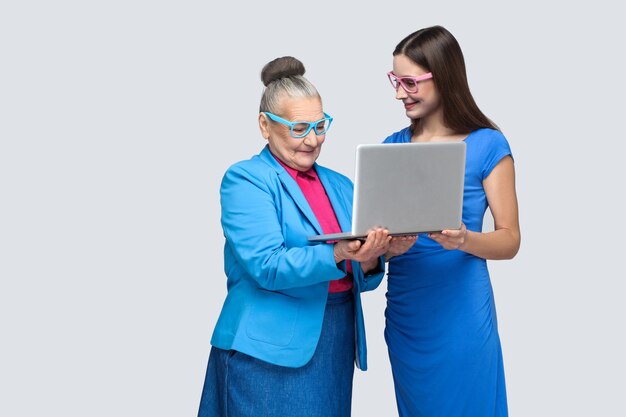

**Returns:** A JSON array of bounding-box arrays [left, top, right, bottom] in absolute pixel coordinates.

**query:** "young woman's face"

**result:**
[[392, 54, 441, 121], [259, 96, 326, 172]]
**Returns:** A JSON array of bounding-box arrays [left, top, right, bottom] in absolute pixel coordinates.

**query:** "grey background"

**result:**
[[1, 1, 624, 416]]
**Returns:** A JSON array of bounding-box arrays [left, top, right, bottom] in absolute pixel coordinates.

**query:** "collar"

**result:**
[[271, 151, 318, 181]]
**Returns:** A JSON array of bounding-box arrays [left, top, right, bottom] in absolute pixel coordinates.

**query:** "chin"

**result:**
[[300, 161, 316, 170], [301, 154, 318, 164], [406, 109, 424, 119]]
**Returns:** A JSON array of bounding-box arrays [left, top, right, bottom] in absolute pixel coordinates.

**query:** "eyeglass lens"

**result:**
[[390, 74, 418, 93], [292, 119, 329, 137]]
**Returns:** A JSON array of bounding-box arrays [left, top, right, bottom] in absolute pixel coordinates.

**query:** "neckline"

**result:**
[[404, 127, 481, 143]]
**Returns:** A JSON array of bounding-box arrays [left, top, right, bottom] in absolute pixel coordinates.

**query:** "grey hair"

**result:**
[[259, 76, 319, 114]]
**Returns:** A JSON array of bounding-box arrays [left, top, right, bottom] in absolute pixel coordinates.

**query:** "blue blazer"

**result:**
[[210, 146, 384, 370]]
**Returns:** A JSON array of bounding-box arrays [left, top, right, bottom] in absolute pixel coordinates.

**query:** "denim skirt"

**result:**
[[198, 291, 355, 417]]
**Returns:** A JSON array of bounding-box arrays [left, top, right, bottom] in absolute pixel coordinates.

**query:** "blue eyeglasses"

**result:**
[[263, 112, 333, 138]]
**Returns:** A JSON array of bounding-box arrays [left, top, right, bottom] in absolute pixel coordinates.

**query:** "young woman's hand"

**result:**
[[428, 223, 467, 250]]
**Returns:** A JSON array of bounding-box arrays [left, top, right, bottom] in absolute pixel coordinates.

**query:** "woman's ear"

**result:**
[[259, 113, 270, 140]]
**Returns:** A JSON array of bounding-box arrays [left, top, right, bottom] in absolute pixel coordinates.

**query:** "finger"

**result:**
[[338, 240, 353, 256], [398, 236, 417, 246], [374, 229, 390, 250], [444, 229, 465, 238], [372, 230, 385, 248], [348, 240, 362, 252], [397, 235, 417, 241], [429, 233, 444, 243], [364, 228, 384, 248]]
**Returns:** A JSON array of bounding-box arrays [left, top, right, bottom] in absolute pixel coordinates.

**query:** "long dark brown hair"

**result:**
[[394, 26, 499, 134]]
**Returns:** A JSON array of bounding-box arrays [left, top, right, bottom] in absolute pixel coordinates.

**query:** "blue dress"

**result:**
[[383, 127, 512, 417]]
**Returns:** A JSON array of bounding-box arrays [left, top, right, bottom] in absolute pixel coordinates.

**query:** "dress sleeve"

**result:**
[[481, 130, 513, 180]]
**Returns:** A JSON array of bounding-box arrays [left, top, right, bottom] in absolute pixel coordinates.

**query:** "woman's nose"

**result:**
[[395, 85, 408, 100], [303, 129, 321, 147]]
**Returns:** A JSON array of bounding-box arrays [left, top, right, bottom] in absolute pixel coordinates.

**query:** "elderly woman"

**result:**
[[197, 56, 395, 417]]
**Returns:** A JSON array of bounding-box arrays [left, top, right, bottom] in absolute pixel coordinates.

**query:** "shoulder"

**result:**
[[469, 128, 511, 149], [315, 164, 353, 189], [467, 128, 514, 179], [225, 154, 268, 175], [221, 153, 278, 190], [383, 126, 411, 143]]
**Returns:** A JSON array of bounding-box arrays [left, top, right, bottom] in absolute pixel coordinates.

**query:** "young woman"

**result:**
[[382, 26, 521, 417]]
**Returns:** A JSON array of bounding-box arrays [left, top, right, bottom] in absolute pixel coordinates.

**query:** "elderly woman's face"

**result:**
[[259, 96, 325, 172]]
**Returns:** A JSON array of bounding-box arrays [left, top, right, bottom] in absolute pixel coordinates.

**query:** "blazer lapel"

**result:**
[[316, 166, 352, 233], [259, 147, 324, 235]]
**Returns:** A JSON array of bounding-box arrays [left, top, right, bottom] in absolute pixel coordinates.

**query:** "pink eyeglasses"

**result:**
[[387, 71, 433, 93]]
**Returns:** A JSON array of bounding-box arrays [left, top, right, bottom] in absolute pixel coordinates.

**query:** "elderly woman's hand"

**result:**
[[333, 228, 391, 268], [384, 235, 418, 261]]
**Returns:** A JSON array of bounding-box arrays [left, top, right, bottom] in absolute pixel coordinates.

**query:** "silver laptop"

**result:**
[[308, 142, 466, 242]]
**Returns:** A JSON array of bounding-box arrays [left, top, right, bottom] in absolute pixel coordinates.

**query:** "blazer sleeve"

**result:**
[[220, 163, 347, 291], [357, 257, 385, 292]]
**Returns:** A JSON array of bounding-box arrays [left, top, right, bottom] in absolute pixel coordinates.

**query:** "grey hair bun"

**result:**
[[261, 56, 306, 87]]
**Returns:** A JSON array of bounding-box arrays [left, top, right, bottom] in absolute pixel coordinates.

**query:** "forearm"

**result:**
[[360, 258, 379, 274], [383, 249, 404, 262], [241, 244, 347, 291], [460, 229, 520, 260]]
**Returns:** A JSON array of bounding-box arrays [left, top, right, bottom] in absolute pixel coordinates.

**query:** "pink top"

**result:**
[[274, 156, 353, 293]]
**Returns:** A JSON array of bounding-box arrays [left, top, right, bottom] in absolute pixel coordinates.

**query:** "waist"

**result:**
[[326, 289, 352, 304], [388, 250, 488, 287], [329, 275, 353, 293]]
